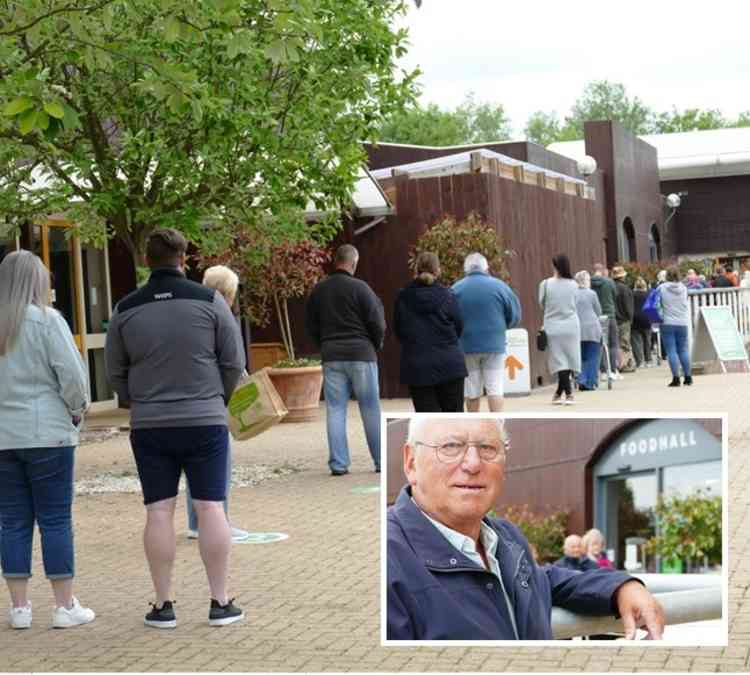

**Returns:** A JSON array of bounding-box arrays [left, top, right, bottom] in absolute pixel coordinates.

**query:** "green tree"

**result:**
[[735, 111, 750, 127], [653, 108, 728, 134], [564, 80, 654, 138], [378, 93, 511, 146], [524, 110, 578, 146], [646, 491, 722, 570], [0, 0, 418, 265]]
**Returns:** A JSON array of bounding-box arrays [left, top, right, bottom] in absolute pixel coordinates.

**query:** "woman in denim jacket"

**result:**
[[0, 250, 95, 629]]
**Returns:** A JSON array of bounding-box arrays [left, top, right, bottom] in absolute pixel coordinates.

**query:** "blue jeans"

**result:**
[[660, 324, 691, 378], [0, 447, 75, 579], [186, 447, 231, 531], [578, 341, 601, 389], [323, 361, 381, 473]]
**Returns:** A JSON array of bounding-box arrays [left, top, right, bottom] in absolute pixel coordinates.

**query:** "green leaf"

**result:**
[[190, 98, 203, 123], [165, 16, 181, 43], [4, 97, 34, 117], [263, 39, 287, 64], [61, 104, 81, 131], [34, 110, 50, 131], [18, 110, 37, 135], [44, 101, 65, 119]]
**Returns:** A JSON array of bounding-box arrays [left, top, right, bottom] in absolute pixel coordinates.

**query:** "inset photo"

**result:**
[[382, 414, 727, 646]]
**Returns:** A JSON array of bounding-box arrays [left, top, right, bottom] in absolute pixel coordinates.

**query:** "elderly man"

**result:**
[[387, 417, 664, 640], [554, 535, 598, 572], [452, 253, 521, 412]]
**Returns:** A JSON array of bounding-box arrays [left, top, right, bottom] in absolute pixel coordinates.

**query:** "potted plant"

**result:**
[[200, 234, 331, 422]]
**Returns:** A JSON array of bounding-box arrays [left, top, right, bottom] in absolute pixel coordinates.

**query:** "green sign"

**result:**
[[234, 532, 288, 545], [351, 485, 380, 494], [693, 306, 749, 363]]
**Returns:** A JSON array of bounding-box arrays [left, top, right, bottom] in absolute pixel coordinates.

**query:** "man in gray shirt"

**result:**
[[105, 229, 245, 629]]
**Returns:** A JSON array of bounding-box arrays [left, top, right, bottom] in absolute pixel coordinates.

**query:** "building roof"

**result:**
[[304, 166, 393, 220], [548, 126, 750, 181], [370, 147, 585, 184]]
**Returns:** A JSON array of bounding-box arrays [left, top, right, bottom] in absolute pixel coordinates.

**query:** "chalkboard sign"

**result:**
[[692, 306, 750, 369]]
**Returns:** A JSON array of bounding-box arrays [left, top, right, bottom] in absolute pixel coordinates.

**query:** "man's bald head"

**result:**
[[563, 534, 583, 558]]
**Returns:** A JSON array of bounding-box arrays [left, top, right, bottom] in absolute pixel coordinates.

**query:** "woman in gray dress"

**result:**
[[539, 254, 581, 405]]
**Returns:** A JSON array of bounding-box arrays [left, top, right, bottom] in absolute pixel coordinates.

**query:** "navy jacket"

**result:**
[[632, 290, 652, 331], [393, 280, 468, 387], [387, 487, 634, 640], [554, 555, 599, 572]]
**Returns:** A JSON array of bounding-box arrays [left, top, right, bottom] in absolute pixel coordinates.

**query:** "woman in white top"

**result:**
[[539, 254, 581, 405], [0, 251, 95, 629]]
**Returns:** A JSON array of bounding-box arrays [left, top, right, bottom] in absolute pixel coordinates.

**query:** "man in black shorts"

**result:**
[[105, 229, 245, 628]]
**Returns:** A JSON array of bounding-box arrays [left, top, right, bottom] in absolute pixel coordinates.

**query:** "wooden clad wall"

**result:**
[[661, 175, 750, 256], [353, 170, 608, 398]]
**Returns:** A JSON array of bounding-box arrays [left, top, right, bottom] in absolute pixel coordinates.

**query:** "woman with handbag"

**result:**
[[0, 251, 95, 629], [539, 254, 581, 405]]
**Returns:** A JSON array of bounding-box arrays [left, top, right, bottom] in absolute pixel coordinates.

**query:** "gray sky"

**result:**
[[396, 0, 750, 138]]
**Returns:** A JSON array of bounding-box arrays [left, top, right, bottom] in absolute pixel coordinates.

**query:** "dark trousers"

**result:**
[[631, 327, 652, 366], [409, 378, 465, 412], [556, 370, 574, 396]]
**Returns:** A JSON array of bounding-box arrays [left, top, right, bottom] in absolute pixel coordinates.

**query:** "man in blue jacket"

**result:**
[[387, 417, 665, 641], [452, 253, 521, 412]]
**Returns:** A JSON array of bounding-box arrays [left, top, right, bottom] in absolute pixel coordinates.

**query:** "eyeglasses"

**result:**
[[414, 440, 507, 464]]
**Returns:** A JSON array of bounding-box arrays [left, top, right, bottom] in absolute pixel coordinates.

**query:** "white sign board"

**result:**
[[503, 328, 531, 396], [692, 306, 750, 372]]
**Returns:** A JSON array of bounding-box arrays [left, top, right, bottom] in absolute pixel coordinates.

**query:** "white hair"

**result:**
[[406, 416, 508, 453], [657, 270, 667, 282], [464, 252, 489, 274], [0, 250, 50, 356], [202, 265, 239, 306], [575, 270, 590, 288]]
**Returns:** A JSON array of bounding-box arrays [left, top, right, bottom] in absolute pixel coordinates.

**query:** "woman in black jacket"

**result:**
[[394, 252, 467, 412]]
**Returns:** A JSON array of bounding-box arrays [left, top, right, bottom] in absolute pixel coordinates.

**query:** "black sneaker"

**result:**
[[208, 598, 244, 626], [144, 601, 176, 629]]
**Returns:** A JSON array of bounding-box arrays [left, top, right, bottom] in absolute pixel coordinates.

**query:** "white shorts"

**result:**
[[464, 352, 505, 399]]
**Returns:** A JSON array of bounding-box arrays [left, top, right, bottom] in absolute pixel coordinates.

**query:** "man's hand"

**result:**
[[615, 580, 665, 640]]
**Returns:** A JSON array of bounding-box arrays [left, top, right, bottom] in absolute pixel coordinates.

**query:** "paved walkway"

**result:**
[[2, 363, 749, 671]]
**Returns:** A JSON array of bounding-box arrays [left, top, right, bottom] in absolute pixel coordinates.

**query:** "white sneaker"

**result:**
[[231, 527, 251, 543], [52, 597, 95, 629], [9, 602, 32, 629], [186, 529, 199, 539]]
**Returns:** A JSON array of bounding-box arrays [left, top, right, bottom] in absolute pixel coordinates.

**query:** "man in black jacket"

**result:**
[[306, 244, 386, 476], [612, 266, 636, 373]]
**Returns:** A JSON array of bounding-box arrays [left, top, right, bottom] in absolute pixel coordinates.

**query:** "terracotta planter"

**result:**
[[267, 365, 324, 423]]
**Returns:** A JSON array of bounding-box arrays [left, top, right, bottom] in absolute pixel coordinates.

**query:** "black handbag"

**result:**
[[537, 279, 548, 351], [536, 329, 548, 351]]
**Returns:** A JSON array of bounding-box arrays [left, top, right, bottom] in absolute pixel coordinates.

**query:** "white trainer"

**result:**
[[186, 529, 199, 540], [9, 602, 32, 629], [52, 597, 95, 629]]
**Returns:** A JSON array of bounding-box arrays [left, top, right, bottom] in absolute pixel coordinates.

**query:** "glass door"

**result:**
[[603, 472, 658, 572]]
